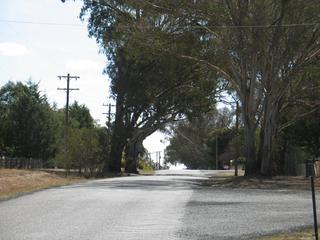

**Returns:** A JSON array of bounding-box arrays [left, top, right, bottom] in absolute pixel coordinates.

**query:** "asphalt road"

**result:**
[[0, 170, 317, 240]]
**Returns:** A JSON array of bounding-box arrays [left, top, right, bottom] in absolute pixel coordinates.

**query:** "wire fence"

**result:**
[[0, 157, 43, 169]]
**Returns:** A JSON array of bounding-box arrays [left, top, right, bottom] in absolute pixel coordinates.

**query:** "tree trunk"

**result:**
[[124, 140, 139, 174], [102, 94, 127, 175], [124, 125, 160, 174], [242, 101, 260, 176], [260, 98, 278, 176], [243, 120, 259, 176], [104, 133, 125, 174]]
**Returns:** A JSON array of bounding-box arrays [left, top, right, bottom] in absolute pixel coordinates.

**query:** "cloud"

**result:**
[[65, 59, 105, 73], [0, 42, 29, 56]]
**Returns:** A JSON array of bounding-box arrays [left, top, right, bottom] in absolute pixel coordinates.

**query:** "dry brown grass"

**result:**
[[0, 169, 82, 200], [208, 174, 320, 191], [258, 229, 314, 240]]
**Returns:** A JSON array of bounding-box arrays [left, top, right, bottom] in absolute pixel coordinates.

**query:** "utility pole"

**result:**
[[235, 101, 240, 176], [154, 151, 161, 170], [58, 73, 80, 128], [311, 175, 319, 240], [216, 136, 218, 170], [103, 103, 116, 127], [57, 73, 79, 173]]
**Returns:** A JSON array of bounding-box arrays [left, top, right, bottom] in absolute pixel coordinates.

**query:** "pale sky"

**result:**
[[0, 0, 167, 157]]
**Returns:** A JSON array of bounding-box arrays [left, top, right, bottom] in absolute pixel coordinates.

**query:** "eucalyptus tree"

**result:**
[[102, 45, 217, 173], [137, 0, 320, 176], [79, 1, 218, 174], [279, 64, 320, 163], [73, 0, 320, 175], [96, 0, 320, 176]]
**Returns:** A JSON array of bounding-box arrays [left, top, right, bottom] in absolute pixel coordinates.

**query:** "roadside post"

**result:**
[[234, 101, 239, 176], [308, 158, 318, 240]]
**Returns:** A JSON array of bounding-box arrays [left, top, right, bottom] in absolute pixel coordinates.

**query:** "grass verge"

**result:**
[[0, 169, 82, 201], [207, 173, 320, 191], [258, 228, 314, 240]]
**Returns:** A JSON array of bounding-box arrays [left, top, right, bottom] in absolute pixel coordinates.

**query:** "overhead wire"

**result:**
[[0, 19, 84, 27]]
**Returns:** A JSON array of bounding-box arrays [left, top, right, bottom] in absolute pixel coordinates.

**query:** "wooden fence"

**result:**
[[0, 157, 43, 169]]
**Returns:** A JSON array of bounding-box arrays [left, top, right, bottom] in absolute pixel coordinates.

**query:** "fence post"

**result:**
[[311, 176, 319, 240]]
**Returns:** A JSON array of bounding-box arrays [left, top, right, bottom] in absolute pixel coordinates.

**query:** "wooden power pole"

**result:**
[[58, 73, 80, 128], [103, 103, 116, 127], [57, 73, 79, 172]]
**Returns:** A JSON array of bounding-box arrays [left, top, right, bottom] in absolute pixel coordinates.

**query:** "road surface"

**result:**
[[0, 170, 317, 240]]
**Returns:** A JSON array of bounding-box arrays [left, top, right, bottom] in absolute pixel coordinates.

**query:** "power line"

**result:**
[[0, 19, 84, 27]]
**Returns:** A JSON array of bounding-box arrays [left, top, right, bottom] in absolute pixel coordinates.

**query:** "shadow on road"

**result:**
[[62, 177, 212, 191]]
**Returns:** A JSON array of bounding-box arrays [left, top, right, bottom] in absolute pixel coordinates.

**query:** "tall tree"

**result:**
[[104, 46, 217, 173], [278, 65, 320, 167], [69, 101, 94, 129], [80, 2, 219, 174], [138, 0, 320, 176], [0, 81, 56, 162], [77, 0, 320, 176]]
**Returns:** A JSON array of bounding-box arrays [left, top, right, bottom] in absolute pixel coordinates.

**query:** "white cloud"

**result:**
[[65, 59, 105, 73], [0, 42, 29, 56]]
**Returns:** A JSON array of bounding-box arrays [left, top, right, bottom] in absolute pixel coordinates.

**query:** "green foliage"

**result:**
[[80, 0, 320, 176], [80, 1, 220, 173], [55, 104, 106, 175], [0, 81, 109, 175], [279, 66, 320, 159], [165, 109, 234, 169], [137, 159, 154, 172], [0, 81, 56, 162], [69, 101, 94, 129], [207, 129, 235, 162]]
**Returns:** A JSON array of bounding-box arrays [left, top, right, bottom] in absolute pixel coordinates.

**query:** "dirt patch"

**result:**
[[0, 169, 82, 200]]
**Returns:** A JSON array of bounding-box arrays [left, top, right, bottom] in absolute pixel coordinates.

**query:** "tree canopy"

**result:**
[[79, 1, 221, 174], [72, 0, 320, 175], [0, 81, 56, 161], [69, 101, 94, 129]]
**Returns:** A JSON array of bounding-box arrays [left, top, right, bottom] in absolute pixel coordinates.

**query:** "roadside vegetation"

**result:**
[[259, 228, 313, 240], [1, 1, 319, 239], [1, 1, 319, 178], [0, 0, 319, 195], [0, 81, 158, 176], [0, 169, 81, 200], [77, 0, 320, 177], [0, 81, 111, 176]]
